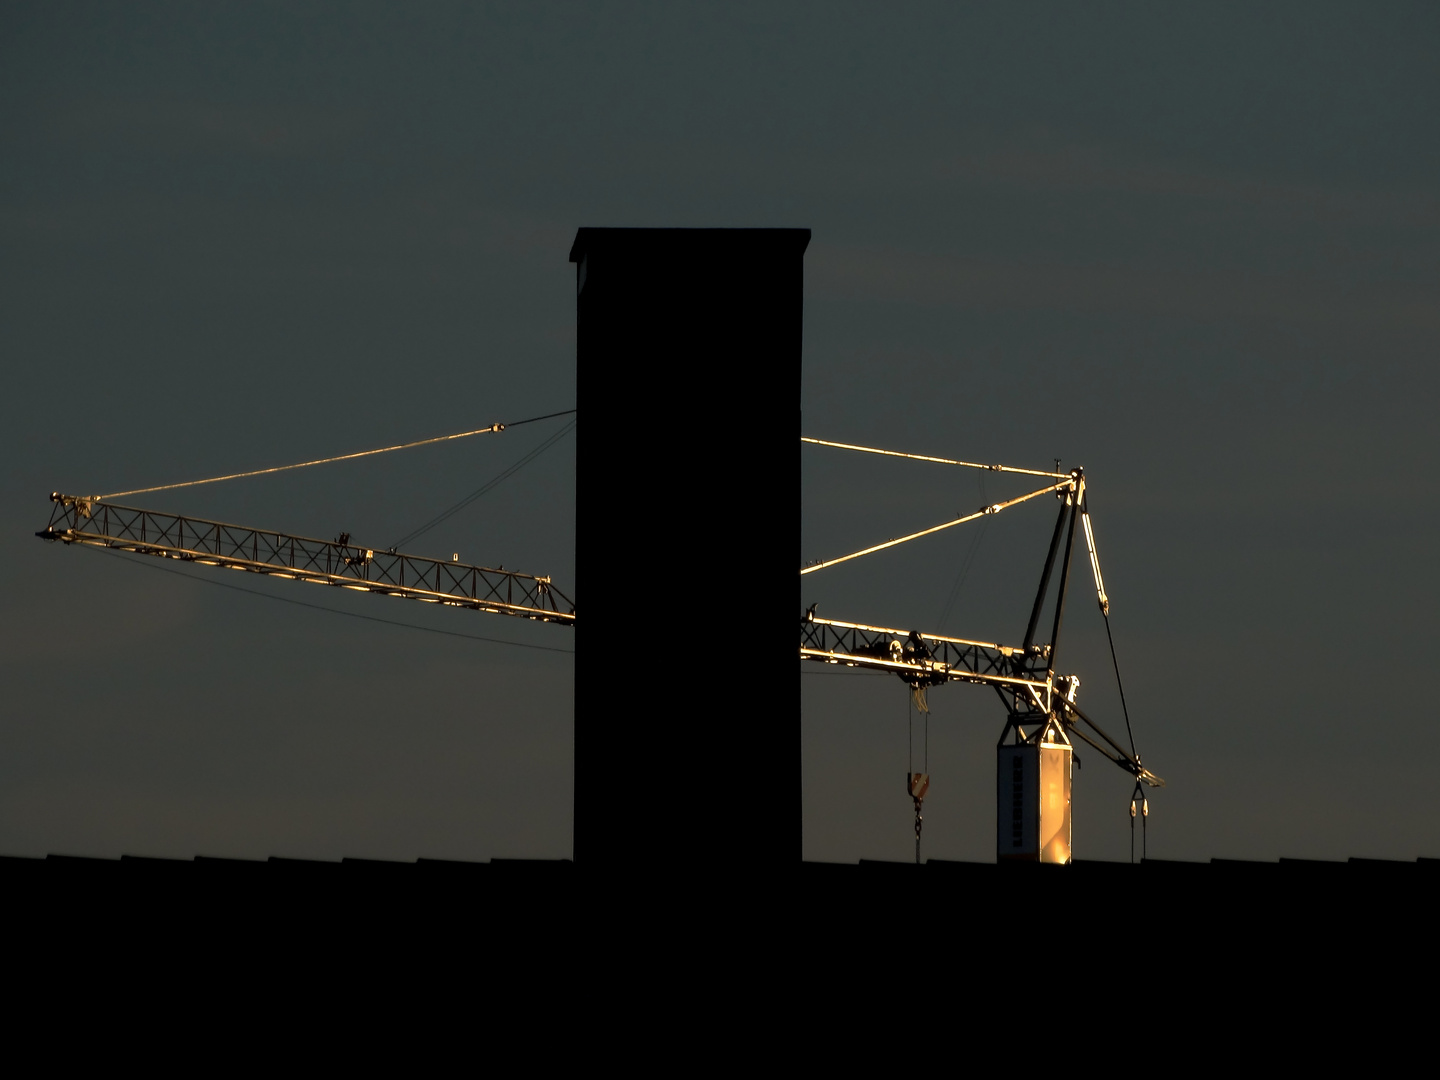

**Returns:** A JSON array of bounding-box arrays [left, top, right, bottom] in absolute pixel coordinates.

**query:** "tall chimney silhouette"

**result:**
[[570, 228, 811, 866]]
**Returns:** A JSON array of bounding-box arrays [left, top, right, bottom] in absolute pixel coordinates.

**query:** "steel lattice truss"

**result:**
[[799, 614, 1049, 692], [799, 611, 1161, 787], [39, 495, 575, 625]]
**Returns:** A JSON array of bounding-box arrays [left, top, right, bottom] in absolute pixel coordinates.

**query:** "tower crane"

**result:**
[[799, 437, 1164, 864], [36, 422, 1157, 866]]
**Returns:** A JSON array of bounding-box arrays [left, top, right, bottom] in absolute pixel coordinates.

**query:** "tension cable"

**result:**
[[801, 477, 1073, 576], [96, 409, 577, 500], [1083, 489, 1149, 855], [801, 436, 1069, 479], [1082, 491, 1136, 759], [393, 417, 576, 550]]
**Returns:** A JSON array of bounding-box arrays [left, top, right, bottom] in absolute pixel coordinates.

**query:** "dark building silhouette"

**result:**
[[569, 227, 811, 866]]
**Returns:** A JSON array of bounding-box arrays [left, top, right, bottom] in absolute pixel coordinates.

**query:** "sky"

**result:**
[[2, 3, 1437, 863]]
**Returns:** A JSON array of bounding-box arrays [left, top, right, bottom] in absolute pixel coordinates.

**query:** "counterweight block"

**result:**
[[996, 740, 1072, 864]]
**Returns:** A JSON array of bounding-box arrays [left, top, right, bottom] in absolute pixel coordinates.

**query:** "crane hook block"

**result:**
[[908, 773, 930, 801]]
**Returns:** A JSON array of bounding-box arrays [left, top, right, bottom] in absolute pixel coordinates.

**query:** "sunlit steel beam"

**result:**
[[39, 494, 575, 625]]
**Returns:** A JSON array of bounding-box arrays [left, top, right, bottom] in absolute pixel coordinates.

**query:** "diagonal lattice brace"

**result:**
[[39, 494, 575, 625]]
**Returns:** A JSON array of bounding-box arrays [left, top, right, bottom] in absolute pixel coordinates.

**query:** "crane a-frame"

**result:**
[[799, 437, 1164, 864]]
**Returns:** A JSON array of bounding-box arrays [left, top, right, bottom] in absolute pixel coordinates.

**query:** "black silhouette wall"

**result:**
[[570, 228, 811, 865]]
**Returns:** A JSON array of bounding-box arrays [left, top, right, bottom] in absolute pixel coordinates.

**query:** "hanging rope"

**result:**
[[913, 788, 924, 865], [96, 409, 576, 500], [907, 688, 930, 865], [1130, 779, 1149, 863]]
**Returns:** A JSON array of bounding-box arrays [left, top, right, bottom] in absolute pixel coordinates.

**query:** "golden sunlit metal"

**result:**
[[799, 478, 1075, 575], [38, 494, 575, 625]]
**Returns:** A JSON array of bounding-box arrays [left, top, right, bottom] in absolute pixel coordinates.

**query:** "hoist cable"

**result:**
[[391, 418, 576, 550], [95, 409, 576, 500]]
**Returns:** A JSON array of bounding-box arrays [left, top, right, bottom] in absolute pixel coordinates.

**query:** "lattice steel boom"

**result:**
[[38, 494, 575, 625], [799, 611, 1160, 787]]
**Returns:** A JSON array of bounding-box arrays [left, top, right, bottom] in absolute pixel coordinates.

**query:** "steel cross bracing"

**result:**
[[799, 612, 1160, 787], [799, 614, 1050, 692], [39, 494, 575, 625]]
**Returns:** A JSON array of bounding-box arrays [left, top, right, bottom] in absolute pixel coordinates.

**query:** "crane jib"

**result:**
[[37, 494, 575, 625]]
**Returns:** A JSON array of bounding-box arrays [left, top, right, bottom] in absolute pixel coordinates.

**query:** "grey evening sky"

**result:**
[[2, 3, 1436, 863]]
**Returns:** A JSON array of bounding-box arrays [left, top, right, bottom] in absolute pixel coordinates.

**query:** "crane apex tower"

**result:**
[[570, 227, 810, 867]]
